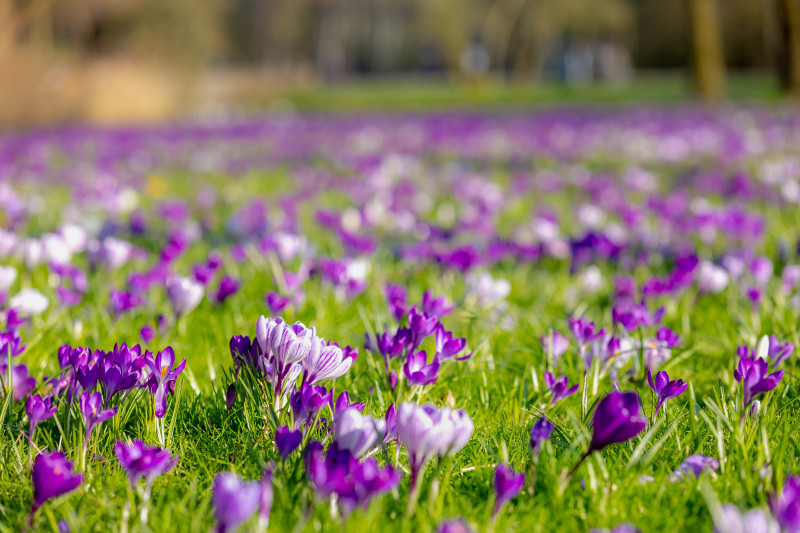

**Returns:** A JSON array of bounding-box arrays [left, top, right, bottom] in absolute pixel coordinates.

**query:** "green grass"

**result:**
[[1, 148, 799, 533], [266, 73, 783, 111]]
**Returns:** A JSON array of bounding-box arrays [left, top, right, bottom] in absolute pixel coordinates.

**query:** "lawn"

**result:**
[[0, 108, 798, 532]]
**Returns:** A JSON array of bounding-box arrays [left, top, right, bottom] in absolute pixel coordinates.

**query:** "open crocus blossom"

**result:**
[[396, 402, 473, 489], [647, 369, 688, 420], [256, 316, 313, 396], [403, 350, 441, 386], [31, 451, 82, 517], [734, 350, 783, 413], [493, 463, 525, 516], [80, 391, 118, 446], [115, 440, 179, 487], [26, 394, 56, 436], [145, 346, 186, 418], [302, 336, 352, 385], [544, 371, 579, 406]]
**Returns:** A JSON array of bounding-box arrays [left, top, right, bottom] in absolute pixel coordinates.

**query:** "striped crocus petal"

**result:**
[[306, 344, 351, 384]]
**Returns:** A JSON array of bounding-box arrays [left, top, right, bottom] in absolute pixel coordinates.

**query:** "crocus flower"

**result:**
[[166, 276, 204, 317], [265, 292, 290, 315], [437, 520, 476, 533], [647, 368, 688, 419], [26, 394, 56, 436], [212, 276, 240, 305], [333, 407, 385, 458], [80, 391, 117, 446], [434, 324, 469, 360], [493, 463, 525, 516], [569, 317, 605, 367], [385, 284, 407, 321], [256, 316, 312, 397], [290, 383, 331, 429], [544, 371, 579, 406], [670, 454, 719, 482], [761, 335, 794, 366], [396, 402, 473, 489], [713, 504, 778, 533], [141, 325, 155, 343], [31, 451, 82, 516], [110, 290, 144, 316], [346, 457, 401, 510], [302, 337, 352, 385], [145, 347, 187, 418], [0, 264, 17, 292], [734, 351, 783, 412], [588, 391, 646, 453], [114, 440, 179, 487], [540, 331, 569, 360], [8, 288, 49, 317], [403, 350, 441, 386], [406, 306, 438, 352], [213, 472, 262, 533], [0, 362, 36, 400], [530, 417, 554, 456], [643, 327, 680, 369], [274, 426, 302, 461], [698, 261, 730, 294], [421, 289, 454, 318], [365, 330, 405, 372], [770, 474, 800, 533]]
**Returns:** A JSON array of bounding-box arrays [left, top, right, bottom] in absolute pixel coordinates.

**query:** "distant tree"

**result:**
[[688, 0, 725, 101], [779, 0, 800, 98]]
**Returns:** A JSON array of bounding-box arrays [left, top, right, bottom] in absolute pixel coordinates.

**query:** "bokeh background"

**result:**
[[1, 0, 798, 125]]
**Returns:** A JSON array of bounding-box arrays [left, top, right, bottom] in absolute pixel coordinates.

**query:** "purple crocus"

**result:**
[[365, 330, 405, 372], [256, 316, 312, 397], [145, 347, 186, 418], [166, 276, 204, 318], [302, 337, 352, 385], [26, 394, 56, 436], [437, 521, 476, 533], [80, 391, 117, 446], [212, 276, 240, 305], [385, 284, 407, 321], [763, 335, 795, 366], [434, 324, 469, 360], [647, 368, 688, 420], [589, 391, 646, 452], [114, 440, 179, 487], [670, 454, 719, 482], [274, 425, 302, 461], [406, 306, 438, 352], [770, 473, 800, 533], [0, 362, 36, 400], [333, 407, 385, 457], [569, 317, 605, 368], [421, 290, 454, 318], [290, 384, 331, 430], [396, 402, 473, 489], [571, 391, 646, 477], [540, 331, 570, 360], [544, 371, 579, 406], [734, 350, 783, 412], [403, 351, 441, 386], [31, 451, 82, 516], [213, 472, 262, 533], [530, 417, 554, 456], [713, 504, 777, 533], [493, 463, 525, 516]]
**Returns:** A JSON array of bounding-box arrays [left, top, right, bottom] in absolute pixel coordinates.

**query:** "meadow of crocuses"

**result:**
[[1, 109, 800, 532]]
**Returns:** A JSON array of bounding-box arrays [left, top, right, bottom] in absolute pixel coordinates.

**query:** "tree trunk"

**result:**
[[782, 0, 800, 98], [688, 0, 725, 101]]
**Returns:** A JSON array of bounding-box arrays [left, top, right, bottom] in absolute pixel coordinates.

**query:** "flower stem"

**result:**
[[567, 450, 591, 479]]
